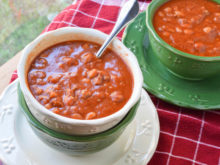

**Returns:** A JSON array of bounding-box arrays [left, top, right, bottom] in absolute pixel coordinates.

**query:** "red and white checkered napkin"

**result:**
[[10, 0, 220, 164]]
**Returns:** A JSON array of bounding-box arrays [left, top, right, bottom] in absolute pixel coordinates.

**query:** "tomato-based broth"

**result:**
[[153, 0, 220, 57], [27, 41, 133, 120]]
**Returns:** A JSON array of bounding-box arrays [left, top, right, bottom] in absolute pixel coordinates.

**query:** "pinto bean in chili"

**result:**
[[27, 41, 133, 120], [154, 0, 220, 57]]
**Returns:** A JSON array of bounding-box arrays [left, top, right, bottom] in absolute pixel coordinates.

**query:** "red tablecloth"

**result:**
[[10, 0, 220, 165]]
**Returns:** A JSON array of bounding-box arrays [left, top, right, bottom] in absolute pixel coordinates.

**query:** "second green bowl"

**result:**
[[146, 0, 220, 80]]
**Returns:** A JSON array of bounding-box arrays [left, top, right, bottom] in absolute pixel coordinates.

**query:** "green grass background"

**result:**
[[0, 0, 72, 66]]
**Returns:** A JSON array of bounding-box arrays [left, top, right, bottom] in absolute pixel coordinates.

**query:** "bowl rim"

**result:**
[[18, 84, 139, 142], [146, 0, 220, 62], [17, 27, 143, 128]]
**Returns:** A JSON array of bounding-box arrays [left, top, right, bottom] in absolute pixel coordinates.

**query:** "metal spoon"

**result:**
[[96, 0, 139, 58]]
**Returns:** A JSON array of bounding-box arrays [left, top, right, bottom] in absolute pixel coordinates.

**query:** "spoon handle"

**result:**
[[96, 0, 139, 58]]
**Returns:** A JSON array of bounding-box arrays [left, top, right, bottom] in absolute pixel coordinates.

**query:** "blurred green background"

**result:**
[[0, 0, 73, 66]]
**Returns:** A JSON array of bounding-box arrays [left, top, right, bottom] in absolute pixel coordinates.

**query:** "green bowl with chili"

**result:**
[[146, 0, 220, 80], [17, 84, 139, 155]]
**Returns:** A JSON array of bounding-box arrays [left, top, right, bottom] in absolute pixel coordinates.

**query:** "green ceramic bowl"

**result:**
[[17, 85, 139, 155], [146, 0, 220, 80]]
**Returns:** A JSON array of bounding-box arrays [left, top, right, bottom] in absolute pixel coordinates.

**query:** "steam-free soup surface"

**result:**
[[154, 0, 220, 57], [28, 41, 133, 120]]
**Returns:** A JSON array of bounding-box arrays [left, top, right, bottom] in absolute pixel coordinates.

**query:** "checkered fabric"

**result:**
[[10, 0, 220, 165]]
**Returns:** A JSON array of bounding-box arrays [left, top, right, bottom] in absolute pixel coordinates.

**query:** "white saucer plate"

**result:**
[[0, 80, 160, 165]]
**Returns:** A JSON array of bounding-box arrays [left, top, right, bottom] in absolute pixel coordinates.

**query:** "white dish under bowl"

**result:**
[[17, 27, 143, 135], [0, 80, 160, 165]]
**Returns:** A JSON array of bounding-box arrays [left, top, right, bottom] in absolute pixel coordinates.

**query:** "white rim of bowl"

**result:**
[[18, 27, 143, 126]]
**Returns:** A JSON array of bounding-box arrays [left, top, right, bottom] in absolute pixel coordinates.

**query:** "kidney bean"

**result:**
[[71, 113, 83, 120], [163, 18, 171, 22], [178, 18, 187, 25], [158, 27, 163, 32], [120, 82, 125, 86], [77, 89, 92, 99], [45, 86, 53, 93], [38, 96, 49, 104], [203, 27, 212, 33], [69, 106, 77, 112], [194, 43, 206, 53], [92, 74, 103, 85], [62, 57, 78, 66], [67, 72, 77, 82], [49, 91, 58, 98], [69, 71, 77, 77], [87, 69, 98, 79], [32, 86, 43, 95], [48, 74, 63, 84], [215, 13, 220, 16], [62, 110, 71, 116], [32, 58, 48, 69], [190, 18, 196, 24], [203, 10, 210, 16], [82, 43, 90, 50], [66, 88, 73, 96], [110, 74, 118, 82], [52, 108, 60, 114], [40, 52, 50, 58], [162, 25, 166, 29], [184, 29, 194, 35], [174, 11, 184, 17], [214, 17, 220, 23], [158, 11, 164, 17], [166, 13, 173, 17], [81, 78, 91, 84], [164, 7, 172, 13], [81, 68, 88, 77], [36, 79, 46, 85], [162, 31, 170, 37], [178, 20, 192, 29], [29, 71, 46, 79], [93, 91, 105, 99], [58, 63, 65, 70], [85, 112, 96, 120], [45, 103, 52, 109], [81, 53, 94, 63], [206, 28, 217, 41], [110, 91, 124, 102], [50, 97, 64, 107], [102, 72, 110, 82], [176, 27, 182, 33], [181, 24, 192, 29], [213, 47, 220, 53], [214, 13, 220, 23], [64, 95, 76, 106], [67, 85, 78, 96], [170, 35, 176, 44], [57, 47, 72, 56]]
